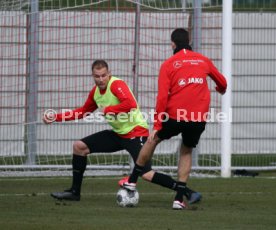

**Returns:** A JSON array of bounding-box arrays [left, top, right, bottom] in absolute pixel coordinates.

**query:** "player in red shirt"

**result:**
[[43, 60, 182, 201], [123, 28, 227, 210]]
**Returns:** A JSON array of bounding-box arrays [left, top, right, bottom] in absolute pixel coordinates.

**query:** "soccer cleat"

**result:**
[[51, 189, 80, 201], [118, 176, 130, 187], [188, 192, 202, 204], [172, 200, 186, 210], [122, 181, 137, 191]]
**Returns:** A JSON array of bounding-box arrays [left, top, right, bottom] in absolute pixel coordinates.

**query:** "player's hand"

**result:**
[[42, 110, 57, 124], [148, 130, 158, 143], [215, 86, 226, 95]]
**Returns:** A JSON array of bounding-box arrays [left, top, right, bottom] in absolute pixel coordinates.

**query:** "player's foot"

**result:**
[[185, 187, 202, 204], [51, 189, 80, 201], [122, 181, 136, 191], [188, 192, 202, 204], [118, 176, 129, 187], [172, 200, 186, 210]]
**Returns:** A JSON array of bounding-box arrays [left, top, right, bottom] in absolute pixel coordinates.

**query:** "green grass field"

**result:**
[[0, 175, 276, 230]]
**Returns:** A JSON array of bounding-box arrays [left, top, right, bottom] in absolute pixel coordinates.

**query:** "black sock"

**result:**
[[151, 172, 177, 190], [128, 163, 144, 183], [71, 154, 87, 195], [174, 181, 187, 202]]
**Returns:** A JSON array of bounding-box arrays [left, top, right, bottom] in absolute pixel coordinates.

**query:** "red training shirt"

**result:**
[[154, 49, 227, 130]]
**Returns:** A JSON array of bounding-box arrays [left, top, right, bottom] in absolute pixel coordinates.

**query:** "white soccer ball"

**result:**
[[116, 188, 139, 207]]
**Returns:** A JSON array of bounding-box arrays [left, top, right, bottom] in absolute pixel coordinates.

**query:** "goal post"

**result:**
[[1, 0, 276, 177], [221, 0, 232, 178]]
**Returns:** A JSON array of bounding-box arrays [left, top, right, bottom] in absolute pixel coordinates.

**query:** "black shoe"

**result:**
[[188, 192, 202, 204], [51, 190, 80, 201], [185, 187, 202, 204]]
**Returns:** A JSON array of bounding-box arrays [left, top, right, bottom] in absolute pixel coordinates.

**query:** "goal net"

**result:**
[[1, 0, 276, 177]]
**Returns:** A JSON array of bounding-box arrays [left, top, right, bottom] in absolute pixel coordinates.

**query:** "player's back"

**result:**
[[161, 49, 213, 121]]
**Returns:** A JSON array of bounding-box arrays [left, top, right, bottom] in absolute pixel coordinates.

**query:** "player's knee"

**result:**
[[73, 141, 89, 156]]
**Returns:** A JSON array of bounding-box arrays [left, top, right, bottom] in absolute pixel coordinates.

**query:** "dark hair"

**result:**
[[92, 60, 109, 71], [171, 28, 192, 54]]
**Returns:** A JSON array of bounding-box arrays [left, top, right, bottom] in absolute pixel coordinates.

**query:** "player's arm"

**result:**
[[43, 87, 98, 124], [103, 80, 137, 114], [208, 59, 227, 94], [153, 63, 170, 131]]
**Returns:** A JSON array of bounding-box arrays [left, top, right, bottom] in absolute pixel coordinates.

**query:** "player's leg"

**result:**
[[120, 136, 178, 191], [174, 143, 193, 204], [142, 170, 178, 191], [119, 136, 155, 190], [66, 141, 90, 197], [173, 122, 206, 207], [51, 130, 123, 201], [128, 135, 161, 186], [128, 119, 180, 189], [50, 140, 89, 201], [122, 119, 181, 191], [136, 147, 179, 192]]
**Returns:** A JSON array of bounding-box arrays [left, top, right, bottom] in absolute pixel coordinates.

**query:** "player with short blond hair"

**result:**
[[43, 59, 198, 201]]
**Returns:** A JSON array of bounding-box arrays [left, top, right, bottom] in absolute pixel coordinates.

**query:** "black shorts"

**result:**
[[157, 119, 206, 148], [81, 130, 152, 174]]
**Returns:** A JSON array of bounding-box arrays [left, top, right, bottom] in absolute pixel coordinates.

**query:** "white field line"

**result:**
[[0, 192, 169, 197], [0, 191, 271, 197]]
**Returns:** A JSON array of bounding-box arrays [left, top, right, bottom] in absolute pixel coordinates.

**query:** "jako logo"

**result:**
[[173, 61, 182, 68], [178, 79, 186, 86], [188, 77, 204, 84]]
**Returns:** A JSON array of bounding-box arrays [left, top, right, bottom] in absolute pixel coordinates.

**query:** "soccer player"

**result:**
[[43, 59, 198, 201], [123, 28, 227, 210]]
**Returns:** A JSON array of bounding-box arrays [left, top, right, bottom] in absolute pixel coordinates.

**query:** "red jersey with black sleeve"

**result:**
[[55, 78, 149, 138], [154, 49, 227, 131]]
